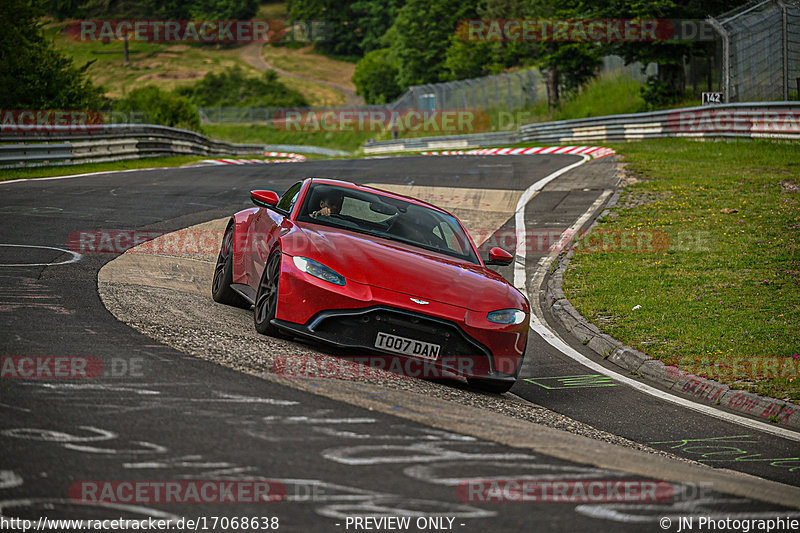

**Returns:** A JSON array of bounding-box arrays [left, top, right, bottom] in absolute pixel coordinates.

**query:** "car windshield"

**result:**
[[297, 183, 480, 264]]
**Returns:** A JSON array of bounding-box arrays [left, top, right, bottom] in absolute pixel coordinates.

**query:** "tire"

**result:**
[[212, 223, 250, 309], [467, 377, 515, 394], [254, 251, 286, 337]]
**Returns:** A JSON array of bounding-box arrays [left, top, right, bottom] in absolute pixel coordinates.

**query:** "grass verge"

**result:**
[[562, 138, 800, 403], [553, 73, 646, 120], [0, 155, 210, 181]]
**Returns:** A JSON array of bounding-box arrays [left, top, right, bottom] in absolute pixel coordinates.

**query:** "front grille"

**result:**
[[308, 307, 492, 374]]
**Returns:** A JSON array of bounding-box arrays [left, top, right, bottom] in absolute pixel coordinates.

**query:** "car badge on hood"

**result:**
[[410, 298, 429, 305]]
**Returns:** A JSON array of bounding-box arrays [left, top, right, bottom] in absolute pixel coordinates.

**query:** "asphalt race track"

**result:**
[[1, 155, 799, 533]]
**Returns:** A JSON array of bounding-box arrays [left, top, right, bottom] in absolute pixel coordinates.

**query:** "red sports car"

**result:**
[[212, 178, 529, 393]]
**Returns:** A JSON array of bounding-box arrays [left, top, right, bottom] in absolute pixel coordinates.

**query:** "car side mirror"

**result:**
[[485, 247, 514, 266], [250, 190, 279, 208]]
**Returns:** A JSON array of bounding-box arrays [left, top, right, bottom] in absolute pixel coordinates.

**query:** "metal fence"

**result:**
[[709, 0, 800, 102], [195, 106, 397, 123], [601, 56, 657, 83], [387, 70, 541, 111], [387, 58, 657, 112], [194, 70, 543, 124], [196, 59, 657, 124]]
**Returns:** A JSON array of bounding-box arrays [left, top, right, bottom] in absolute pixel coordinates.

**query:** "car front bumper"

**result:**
[[273, 254, 527, 379]]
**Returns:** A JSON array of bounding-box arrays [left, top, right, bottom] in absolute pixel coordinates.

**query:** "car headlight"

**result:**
[[293, 256, 346, 286], [487, 309, 526, 325]]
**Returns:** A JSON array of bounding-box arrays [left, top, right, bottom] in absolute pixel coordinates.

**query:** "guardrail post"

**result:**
[[516, 72, 527, 108], [777, 0, 790, 101], [707, 16, 731, 103]]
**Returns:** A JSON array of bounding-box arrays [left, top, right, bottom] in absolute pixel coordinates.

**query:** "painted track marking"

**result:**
[[0, 244, 81, 267]]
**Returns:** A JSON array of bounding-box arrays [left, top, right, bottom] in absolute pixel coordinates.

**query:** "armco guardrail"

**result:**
[[0, 123, 349, 168], [262, 144, 348, 157], [0, 124, 264, 168], [0, 144, 74, 163], [519, 102, 800, 144], [363, 131, 518, 154], [362, 103, 800, 153]]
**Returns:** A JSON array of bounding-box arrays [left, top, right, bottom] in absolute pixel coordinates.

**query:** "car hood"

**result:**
[[287, 224, 526, 312]]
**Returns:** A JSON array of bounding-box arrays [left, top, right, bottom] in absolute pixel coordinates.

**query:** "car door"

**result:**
[[248, 181, 303, 289]]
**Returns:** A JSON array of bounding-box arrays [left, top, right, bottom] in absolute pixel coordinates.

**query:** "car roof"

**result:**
[[305, 177, 454, 217]]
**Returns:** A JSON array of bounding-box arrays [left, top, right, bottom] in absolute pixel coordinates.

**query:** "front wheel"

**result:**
[[212, 223, 250, 309], [254, 252, 286, 337], [467, 377, 515, 394]]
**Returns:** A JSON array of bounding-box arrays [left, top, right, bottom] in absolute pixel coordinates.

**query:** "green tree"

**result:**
[[286, 0, 361, 56], [386, 0, 479, 88], [1, 0, 104, 110], [472, 0, 600, 108], [443, 37, 501, 79], [286, 0, 405, 57], [177, 67, 308, 107], [45, 0, 257, 19], [538, 42, 601, 106], [189, 0, 259, 20], [353, 48, 402, 104], [115, 86, 201, 131], [592, 0, 741, 107], [43, 0, 84, 19], [351, 0, 405, 54]]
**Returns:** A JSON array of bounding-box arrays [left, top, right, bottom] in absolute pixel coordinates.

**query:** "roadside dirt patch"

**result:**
[[781, 179, 799, 193], [135, 71, 203, 81]]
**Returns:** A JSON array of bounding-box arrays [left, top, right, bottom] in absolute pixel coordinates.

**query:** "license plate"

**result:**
[[375, 332, 440, 360]]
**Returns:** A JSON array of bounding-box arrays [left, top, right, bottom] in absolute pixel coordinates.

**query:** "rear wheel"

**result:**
[[254, 251, 286, 337], [467, 377, 515, 394], [212, 223, 250, 309]]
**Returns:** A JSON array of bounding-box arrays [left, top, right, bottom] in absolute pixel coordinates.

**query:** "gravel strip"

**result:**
[[99, 280, 702, 464]]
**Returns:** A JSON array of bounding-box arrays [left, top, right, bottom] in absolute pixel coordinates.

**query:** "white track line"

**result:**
[[0, 167, 165, 185], [513, 155, 591, 292], [516, 156, 800, 443]]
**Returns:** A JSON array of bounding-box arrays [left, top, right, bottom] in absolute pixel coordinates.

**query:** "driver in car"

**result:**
[[311, 191, 344, 218]]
